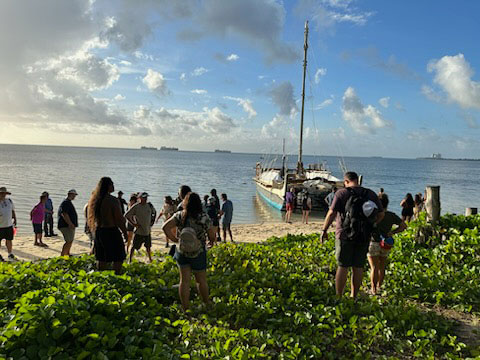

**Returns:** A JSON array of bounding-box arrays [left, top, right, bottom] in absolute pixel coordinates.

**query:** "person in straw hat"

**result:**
[[0, 187, 17, 262]]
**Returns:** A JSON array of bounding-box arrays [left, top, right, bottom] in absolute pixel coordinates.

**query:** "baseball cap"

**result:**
[[362, 200, 377, 217], [68, 189, 78, 195], [0, 187, 11, 195], [118, 191, 124, 195], [140, 192, 149, 198]]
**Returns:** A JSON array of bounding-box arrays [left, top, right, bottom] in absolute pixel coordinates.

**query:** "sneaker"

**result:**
[[8, 254, 16, 261]]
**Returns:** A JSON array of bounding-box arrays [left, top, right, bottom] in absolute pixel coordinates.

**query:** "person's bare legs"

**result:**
[[129, 247, 135, 263], [179, 266, 192, 311], [61, 241, 73, 256], [193, 270, 210, 305], [351, 267, 364, 298], [368, 256, 380, 294], [34, 233, 39, 245], [223, 228, 227, 242], [335, 266, 349, 297], [228, 226, 233, 242], [38, 233, 45, 246], [306, 210, 310, 224], [377, 256, 387, 290], [126, 231, 133, 253], [112, 261, 123, 275], [146, 247, 152, 263], [6, 240, 13, 254]]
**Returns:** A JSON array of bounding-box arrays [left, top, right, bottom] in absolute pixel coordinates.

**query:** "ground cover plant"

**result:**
[[0, 214, 479, 359]]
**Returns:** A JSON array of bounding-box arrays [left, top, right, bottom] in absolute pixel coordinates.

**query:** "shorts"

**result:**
[[0, 226, 14, 241], [368, 241, 389, 258], [335, 237, 369, 268], [59, 227, 75, 242], [302, 205, 310, 211], [402, 208, 414, 217], [33, 223, 43, 234], [209, 217, 219, 227], [174, 247, 207, 272], [286, 203, 293, 211], [95, 227, 126, 263], [222, 222, 231, 230], [132, 234, 152, 250]]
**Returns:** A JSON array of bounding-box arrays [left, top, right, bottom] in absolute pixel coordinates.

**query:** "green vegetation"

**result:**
[[1, 214, 479, 359]]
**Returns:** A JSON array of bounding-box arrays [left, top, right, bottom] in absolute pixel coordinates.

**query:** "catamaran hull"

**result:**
[[254, 181, 285, 211]]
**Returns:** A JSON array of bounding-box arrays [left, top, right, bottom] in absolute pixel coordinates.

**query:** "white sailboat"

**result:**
[[254, 21, 343, 211]]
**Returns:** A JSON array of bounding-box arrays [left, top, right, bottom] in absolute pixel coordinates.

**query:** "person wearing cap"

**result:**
[[117, 191, 128, 214], [0, 187, 17, 262], [43, 192, 57, 237], [125, 192, 156, 263], [320, 172, 384, 298], [367, 193, 406, 296], [58, 189, 79, 256]]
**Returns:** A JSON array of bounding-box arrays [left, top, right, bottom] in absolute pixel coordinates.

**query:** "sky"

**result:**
[[0, 0, 479, 158]]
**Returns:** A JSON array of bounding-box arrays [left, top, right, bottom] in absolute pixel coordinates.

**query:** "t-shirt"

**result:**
[[325, 192, 335, 207], [45, 198, 53, 212], [125, 202, 155, 236], [372, 211, 402, 242], [32, 202, 45, 224], [285, 191, 294, 204], [161, 203, 175, 220], [172, 211, 212, 245], [330, 186, 383, 241], [58, 198, 78, 228], [221, 200, 233, 224], [0, 199, 14, 228], [206, 197, 218, 220]]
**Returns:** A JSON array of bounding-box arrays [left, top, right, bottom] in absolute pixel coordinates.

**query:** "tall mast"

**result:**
[[297, 20, 309, 174]]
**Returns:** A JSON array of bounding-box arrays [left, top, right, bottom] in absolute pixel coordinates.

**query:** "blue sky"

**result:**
[[0, 0, 479, 158]]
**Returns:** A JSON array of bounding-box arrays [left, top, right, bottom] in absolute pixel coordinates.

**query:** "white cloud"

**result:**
[[114, 94, 126, 101], [459, 112, 479, 129], [261, 115, 289, 139], [314, 68, 327, 84], [421, 85, 443, 103], [379, 97, 390, 108], [191, 67, 209, 77], [142, 69, 169, 96], [191, 89, 208, 95], [227, 53, 239, 61], [315, 98, 333, 110], [180, 73, 186, 81], [342, 87, 392, 134], [427, 54, 480, 110], [224, 96, 257, 118], [269, 82, 298, 118]]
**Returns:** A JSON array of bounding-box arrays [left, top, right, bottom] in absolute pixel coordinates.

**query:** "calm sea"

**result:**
[[1, 144, 479, 234]]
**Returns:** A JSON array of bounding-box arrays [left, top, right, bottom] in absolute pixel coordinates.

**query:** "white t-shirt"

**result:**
[[0, 199, 15, 228]]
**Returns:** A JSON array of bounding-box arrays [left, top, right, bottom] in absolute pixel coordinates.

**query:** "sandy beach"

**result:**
[[1, 221, 325, 262]]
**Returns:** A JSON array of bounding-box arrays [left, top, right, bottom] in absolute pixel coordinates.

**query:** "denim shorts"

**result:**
[[174, 247, 207, 272]]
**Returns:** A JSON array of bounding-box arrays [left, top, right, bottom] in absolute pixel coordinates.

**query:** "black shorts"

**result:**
[[132, 234, 152, 250], [95, 227, 126, 263], [402, 208, 414, 217], [335, 238, 369, 268], [33, 223, 43, 234], [0, 226, 14, 241]]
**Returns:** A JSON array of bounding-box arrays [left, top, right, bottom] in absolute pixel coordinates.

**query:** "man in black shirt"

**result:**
[[58, 189, 79, 256], [117, 191, 128, 214]]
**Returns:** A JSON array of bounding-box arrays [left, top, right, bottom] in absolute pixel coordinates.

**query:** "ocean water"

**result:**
[[1, 144, 479, 234]]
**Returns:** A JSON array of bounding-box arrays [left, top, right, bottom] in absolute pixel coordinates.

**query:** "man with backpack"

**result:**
[[321, 172, 384, 298], [125, 192, 156, 263]]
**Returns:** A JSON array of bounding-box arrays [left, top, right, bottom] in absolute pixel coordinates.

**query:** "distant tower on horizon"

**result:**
[[432, 153, 442, 159]]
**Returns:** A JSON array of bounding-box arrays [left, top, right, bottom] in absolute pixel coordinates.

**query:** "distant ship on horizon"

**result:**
[[214, 149, 231, 153], [160, 146, 179, 151], [140, 146, 157, 150]]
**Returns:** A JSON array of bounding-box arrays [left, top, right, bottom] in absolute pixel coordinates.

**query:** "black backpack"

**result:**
[[148, 203, 157, 226], [342, 188, 377, 242]]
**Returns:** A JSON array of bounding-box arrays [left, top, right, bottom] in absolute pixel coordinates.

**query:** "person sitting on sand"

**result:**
[[162, 192, 216, 312], [367, 193, 406, 295], [125, 192, 155, 263], [156, 195, 176, 248], [58, 189, 79, 257], [219, 193, 234, 242], [285, 188, 295, 223], [0, 187, 17, 262], [88, 177, 128, 274], [301, 191, 312, 224], [400, 193, 415, 222], [30, 194, 48, 247]]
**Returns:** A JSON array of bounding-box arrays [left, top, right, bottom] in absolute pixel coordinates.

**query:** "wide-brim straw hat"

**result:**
[[0, 187, 11, 195]]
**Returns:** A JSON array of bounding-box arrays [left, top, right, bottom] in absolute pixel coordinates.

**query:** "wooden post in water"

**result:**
[[425, 186, 440, 223], [465, 208, 478, 216]]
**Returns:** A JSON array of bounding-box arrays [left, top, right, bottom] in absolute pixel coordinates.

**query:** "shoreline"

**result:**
[[1, 221, 325, 262]]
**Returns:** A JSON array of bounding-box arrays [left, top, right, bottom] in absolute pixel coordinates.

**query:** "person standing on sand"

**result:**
[[400, 193, 414, 222], [210, 189, 222, 242], [324, 187, 336, 209], [321, 172, 384, 299], [30, 194, 48, 247], [301, 191, 312, 224], [0, 187, 17, 262], [176, 185, 192, 211], [206, 196, 219, 246], [367, 193, 406, 295], [202, 194, 209, 214], [219, 193, 234, 242], [88, 177, 127, 274], [285, 188, 294, 223], [162, 192, 215, 312], [125, 192, 155, 263], [58, 189, 79, 256], [413, 193, 424, 220], [156, 196, 175, 248], [117, 191, 128, 214], [125, 193, 138, 253], [43, 192, 57, 237]]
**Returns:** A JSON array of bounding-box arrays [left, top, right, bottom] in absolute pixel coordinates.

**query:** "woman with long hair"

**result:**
[[125, 193, 138, 253], [413, 193, 424, 220], [162, 192, 215, 311], [400, 192, 415, 222], [88, 177, 128, 274]]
